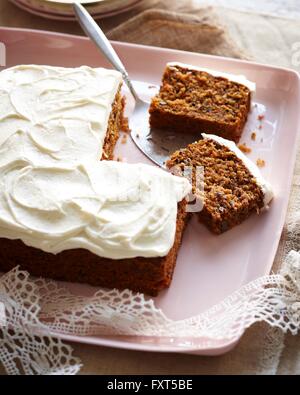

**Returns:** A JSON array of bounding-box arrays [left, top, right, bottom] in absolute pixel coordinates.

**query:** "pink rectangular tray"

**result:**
[[0, 27, 299, 355]]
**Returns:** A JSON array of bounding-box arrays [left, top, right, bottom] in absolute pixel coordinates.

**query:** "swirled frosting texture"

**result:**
[[0, 65, 191, 259]]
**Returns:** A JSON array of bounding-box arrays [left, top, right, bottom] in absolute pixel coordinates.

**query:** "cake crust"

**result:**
[[149, 63, 251, 142]]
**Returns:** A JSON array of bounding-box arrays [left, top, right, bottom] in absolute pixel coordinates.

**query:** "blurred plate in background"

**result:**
[[9, 0, 143, 20]]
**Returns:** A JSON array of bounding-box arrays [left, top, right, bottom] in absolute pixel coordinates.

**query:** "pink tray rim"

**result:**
[[1, 26, 299, 77]]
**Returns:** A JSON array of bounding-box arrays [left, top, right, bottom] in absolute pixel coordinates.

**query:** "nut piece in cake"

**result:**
[[167, 133, 273, 234], [149, 62, 254, 143]]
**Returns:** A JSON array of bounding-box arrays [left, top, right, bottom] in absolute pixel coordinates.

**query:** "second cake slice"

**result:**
[[149, 62, 255, 142], [167, 134, 273, 234]]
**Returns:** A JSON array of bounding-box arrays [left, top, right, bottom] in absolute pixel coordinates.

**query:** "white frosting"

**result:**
[[167, 62, 256, 92], [0, 65, 191, 259], [202, 133, 273, 208]]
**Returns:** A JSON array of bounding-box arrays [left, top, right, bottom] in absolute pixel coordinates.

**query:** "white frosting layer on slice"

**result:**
[[202, 133, 273, 208], [0, 65, 191, 259], [167, 62, 256, 92]]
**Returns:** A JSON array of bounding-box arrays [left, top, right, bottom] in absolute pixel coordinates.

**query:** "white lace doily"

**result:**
[[0, 246, 299, 374]]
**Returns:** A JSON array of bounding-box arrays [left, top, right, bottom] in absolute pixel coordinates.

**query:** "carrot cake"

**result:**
[[167, 134, 273, 234], [149, 62, 255, 142], [0, 65, 191, 296]]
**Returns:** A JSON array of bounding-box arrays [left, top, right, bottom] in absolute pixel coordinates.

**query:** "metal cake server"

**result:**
[[73, 3, 200, 167]]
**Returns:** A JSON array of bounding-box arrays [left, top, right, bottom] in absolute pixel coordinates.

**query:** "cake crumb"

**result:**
[[136, 133, 140, 138], [238, 143, 252, 154], [121, 134, 128, 144], [251, 132, 256, 141], [116, 156, 122, 162], [256, 158, 265, 168], [258, 114, 265, 121], [121, 116, 130, 133], [148, 85, 157, 89]]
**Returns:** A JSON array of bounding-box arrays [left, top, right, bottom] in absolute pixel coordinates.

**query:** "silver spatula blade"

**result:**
[[130, 100, 201, 168]]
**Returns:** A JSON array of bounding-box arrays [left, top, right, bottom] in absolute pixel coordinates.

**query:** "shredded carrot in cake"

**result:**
[[238, 143, 252, 154]]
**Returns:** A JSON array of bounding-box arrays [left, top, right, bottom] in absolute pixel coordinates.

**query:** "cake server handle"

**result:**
[[73, 2, 139, 102]]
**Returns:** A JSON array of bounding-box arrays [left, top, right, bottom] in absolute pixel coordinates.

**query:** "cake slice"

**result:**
[[0, 65, 191, 296], [167, 134, 273, 234], [149, 62, 255, 142]]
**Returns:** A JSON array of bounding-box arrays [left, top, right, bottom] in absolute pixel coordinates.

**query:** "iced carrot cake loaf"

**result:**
[[149, 62, 255, 142], [0, 65, 191, 296], [167, 134, 273, 234]]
